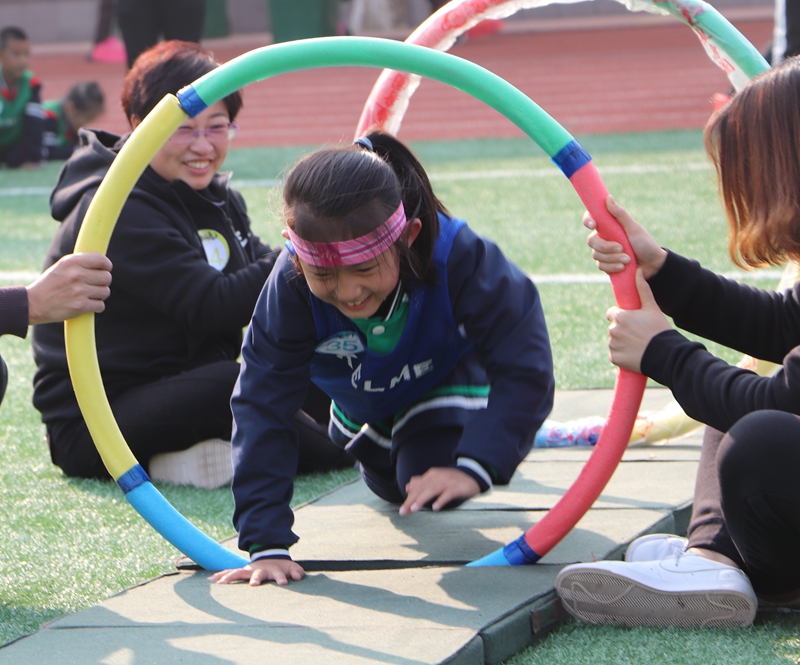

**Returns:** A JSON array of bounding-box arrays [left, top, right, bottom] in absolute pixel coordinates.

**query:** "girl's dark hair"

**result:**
[[121, 40, 243, 126], [704, 55, 800, 268], [284, 129, 448, 286]]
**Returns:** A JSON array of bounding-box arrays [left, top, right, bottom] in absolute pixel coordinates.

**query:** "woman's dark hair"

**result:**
[[121, 40, 243, 125], [704, 56, 800, 268], [284, 129, 448, 286]]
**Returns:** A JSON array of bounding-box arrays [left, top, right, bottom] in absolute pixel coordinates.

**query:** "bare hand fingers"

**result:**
[[634, 267, 658, 308], [208, 568, 230, 582], [264, 568, 287, 586], [209, 568, 252, 585], [589, 234, 627, 252], [399, 478, 438, 516], [587, 233, 629, 272], [399, 492, 421, 516], [431, 488, 457, 512], [605, 306, 621, 323], [79, 252, 113, 272]]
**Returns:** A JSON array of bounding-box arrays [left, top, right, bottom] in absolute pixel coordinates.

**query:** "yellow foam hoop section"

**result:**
[[64, 96, 188, 480]]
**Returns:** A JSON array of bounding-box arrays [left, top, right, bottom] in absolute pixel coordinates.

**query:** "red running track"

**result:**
[[28, 19, 772, 148]]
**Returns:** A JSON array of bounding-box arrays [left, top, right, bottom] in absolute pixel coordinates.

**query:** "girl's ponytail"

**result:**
[[363, 130, 447, 285]]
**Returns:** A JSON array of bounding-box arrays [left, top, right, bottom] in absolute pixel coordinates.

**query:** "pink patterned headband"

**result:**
[[287, 202, 408, 267]]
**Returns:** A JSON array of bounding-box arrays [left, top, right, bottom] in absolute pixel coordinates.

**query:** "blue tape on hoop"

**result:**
[[552, 140, 592, 179]]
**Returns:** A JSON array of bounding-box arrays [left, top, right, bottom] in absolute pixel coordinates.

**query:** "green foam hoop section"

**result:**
[[178, 36, 573, 158]]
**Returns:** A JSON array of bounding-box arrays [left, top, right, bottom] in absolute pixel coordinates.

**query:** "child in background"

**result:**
[[0, 26, 44, 168], [211, 130, 555, 587], [42, 81, 105, 160]]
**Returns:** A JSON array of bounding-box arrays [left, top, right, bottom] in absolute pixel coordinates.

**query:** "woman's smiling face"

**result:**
[[144, 101, 231, 190]]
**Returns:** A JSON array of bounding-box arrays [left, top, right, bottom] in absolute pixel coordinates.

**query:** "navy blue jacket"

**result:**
[[231, 218, 554, 554]]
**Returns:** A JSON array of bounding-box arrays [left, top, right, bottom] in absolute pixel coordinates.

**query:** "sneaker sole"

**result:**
[[557, 568, 757, 628]]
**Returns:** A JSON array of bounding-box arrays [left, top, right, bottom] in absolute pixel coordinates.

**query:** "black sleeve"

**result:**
[[0, 286, 29, 338], [642, 328, 800, 433], [648, 250, 800, 364]]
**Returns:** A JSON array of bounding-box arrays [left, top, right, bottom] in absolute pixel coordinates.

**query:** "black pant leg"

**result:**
[[344, 411, 465, 506], [0, 354, 7, 409], [717, 410, 800, 597], [161, 0, 207, 43], [47, 360, 349, 480], [302, 381, 333, 425], [47, 360, 242, 479], [785, 0, 800, 58], [294, 408, 353, 473], [392, 406, 468, 509], [117, 0, 160, 68]]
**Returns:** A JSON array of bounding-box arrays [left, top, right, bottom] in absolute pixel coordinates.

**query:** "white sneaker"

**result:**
[[148, 439, 233, 490], [625, 533, 688, 562], [556, 551, 757, 628]]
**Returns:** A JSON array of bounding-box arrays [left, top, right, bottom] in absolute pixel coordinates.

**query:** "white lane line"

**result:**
[[0, 268, 784, 285], [230, 162, 712, 188], [531, 270, 783, 284], [0, 162, 713, 196], [430, 162, 711, 182], [0, 186, 52, 196]]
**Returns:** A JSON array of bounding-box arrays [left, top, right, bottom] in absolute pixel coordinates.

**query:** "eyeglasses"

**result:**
[[168, 122, 239, 145]]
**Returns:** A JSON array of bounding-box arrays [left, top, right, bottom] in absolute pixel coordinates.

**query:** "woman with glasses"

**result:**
[[32, 41, 351, 488]]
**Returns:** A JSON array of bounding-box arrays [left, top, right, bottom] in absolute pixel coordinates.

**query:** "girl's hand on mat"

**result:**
[[605, 268, 671, 373], [399, 467, 479, 516], [584, 196, 667, 280], [209, 559, 305, 587]]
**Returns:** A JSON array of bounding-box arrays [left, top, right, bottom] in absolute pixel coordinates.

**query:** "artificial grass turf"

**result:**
[[0, 130, 797, 659], [507, 617, 800, 665], [0, 334, 358, 644]]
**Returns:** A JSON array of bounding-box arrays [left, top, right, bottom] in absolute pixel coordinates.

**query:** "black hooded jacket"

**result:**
[[32, 129, 278, 422]]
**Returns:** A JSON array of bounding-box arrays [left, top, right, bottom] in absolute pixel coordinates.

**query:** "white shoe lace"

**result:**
[[668, 538, 688, 564]]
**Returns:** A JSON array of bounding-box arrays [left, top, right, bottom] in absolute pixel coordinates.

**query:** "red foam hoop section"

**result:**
[[523, 162, 646, 556]]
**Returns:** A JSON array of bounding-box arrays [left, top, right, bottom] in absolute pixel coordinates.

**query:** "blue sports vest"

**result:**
[[308, 214, 473, 424]]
